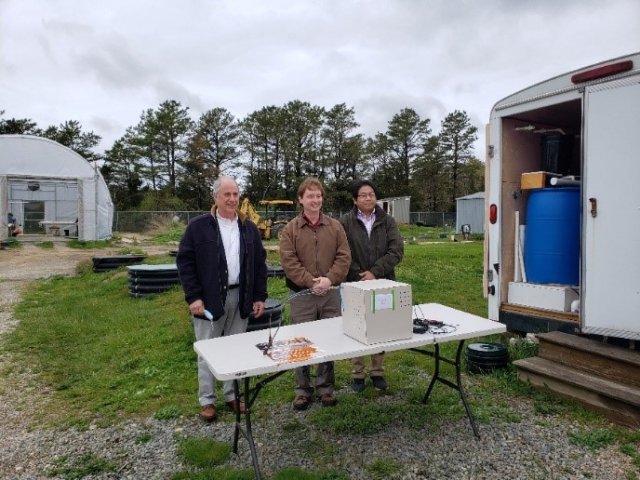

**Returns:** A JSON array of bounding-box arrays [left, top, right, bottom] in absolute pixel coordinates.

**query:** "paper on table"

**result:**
[[260, 337, 321, 365]]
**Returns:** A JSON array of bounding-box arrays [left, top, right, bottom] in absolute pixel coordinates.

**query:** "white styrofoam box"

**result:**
[[508, 282, 579, 312], [341, 279, 413, 344]]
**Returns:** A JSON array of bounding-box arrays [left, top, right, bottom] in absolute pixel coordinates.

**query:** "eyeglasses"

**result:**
[[357, 192, 376, 198]]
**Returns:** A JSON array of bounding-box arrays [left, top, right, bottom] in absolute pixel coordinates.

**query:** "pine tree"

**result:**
[[438, 110, 478, 207]]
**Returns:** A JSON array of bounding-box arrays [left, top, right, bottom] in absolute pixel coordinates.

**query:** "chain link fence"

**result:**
[[112, 211, 208, 233], [112, 210, 459, 233], [410, 212, 457, 228]]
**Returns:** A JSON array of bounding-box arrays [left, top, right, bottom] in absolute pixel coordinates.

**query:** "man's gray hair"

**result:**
[[212, 176, 238, 196]]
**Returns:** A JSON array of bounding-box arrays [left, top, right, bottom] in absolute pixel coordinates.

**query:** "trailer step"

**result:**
[[537, 331, 640, 388], [514, 356, 640, 428]]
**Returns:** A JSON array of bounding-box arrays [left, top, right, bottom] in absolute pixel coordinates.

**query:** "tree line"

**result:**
[[1, 101, 483, 213]]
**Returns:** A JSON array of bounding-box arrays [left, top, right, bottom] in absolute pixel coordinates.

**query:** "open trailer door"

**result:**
[[582, 81, 640, 339]]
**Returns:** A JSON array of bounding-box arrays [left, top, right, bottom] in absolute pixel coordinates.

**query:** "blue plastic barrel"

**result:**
[[524, 187, 580, 285]]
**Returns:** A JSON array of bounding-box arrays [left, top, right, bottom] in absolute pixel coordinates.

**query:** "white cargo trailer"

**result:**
[[484, 52, 640, 340]]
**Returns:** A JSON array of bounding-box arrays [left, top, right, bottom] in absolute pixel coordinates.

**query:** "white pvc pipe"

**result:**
[[514, 211, 521, 282], [519, 225, 527, 283]]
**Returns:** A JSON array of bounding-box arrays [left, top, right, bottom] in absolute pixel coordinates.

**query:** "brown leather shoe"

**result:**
[[225, 400, 246, 414], [199, 404, 217, 422], [320, 393, 337, 407], [292, 395, 311, 411]]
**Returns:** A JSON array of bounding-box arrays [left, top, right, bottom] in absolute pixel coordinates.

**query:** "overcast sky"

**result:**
[[1, 0, 638, 159]]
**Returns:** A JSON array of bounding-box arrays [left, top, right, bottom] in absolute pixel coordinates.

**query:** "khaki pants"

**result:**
[[193, 289, 248, 405], [289, 289, 340, 397], [351, 352, 385, 379]]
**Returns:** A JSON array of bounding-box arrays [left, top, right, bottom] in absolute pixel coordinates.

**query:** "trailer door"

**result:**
[[582, 81, 640, 339]]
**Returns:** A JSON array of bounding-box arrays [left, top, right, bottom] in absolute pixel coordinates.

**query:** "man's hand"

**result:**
[[311, 276, 332, 295], [252, 301, 265, 318], [189, 299, 205, 317], [358, 271, 376, 281]]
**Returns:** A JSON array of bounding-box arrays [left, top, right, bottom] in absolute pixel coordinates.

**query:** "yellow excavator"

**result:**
[[239, 198, 295, 240]]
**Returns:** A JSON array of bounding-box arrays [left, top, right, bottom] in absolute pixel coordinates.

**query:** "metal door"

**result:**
[[23, 201, 45, 234], [582, 81, 640, 339]]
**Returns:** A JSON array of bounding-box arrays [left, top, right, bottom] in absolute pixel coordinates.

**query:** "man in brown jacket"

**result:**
[[279, 177, 351, 410]]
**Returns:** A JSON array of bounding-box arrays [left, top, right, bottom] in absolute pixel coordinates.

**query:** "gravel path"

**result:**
[[0, 243, 635, 479]]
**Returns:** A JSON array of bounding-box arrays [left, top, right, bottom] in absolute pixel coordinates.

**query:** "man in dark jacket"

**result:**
[[339, 180, 404, 392], [177, 176, 267, 421]]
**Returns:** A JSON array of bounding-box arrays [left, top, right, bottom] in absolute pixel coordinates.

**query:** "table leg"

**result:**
[[231, 380, 241, 453], [232, 378, 262, 479], [229, 371, 288, 479], [412, 340, 480, 438]]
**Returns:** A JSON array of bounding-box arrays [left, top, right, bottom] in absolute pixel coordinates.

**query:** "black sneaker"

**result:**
[[371, 376, 388, 391], [352, 378, 366, 393]]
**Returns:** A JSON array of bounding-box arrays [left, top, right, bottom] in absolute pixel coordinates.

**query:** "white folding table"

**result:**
[[194, 303, 506, 479]]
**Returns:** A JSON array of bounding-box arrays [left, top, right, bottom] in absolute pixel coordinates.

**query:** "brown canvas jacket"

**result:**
[[279, 212, 351, 291]]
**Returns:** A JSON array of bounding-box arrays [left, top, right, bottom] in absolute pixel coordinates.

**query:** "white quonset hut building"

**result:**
[[0, 135, 114, 241], [455, 191, 484, 235]]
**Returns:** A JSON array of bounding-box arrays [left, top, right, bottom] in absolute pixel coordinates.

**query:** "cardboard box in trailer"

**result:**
[[484, 52, 640, 340]]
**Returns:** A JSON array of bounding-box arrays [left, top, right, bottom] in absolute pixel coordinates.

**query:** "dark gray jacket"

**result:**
[[339, 205, 404, 281]]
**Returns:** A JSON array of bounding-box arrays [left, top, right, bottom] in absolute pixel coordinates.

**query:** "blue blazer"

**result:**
[[177, 211, 267, 320]]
